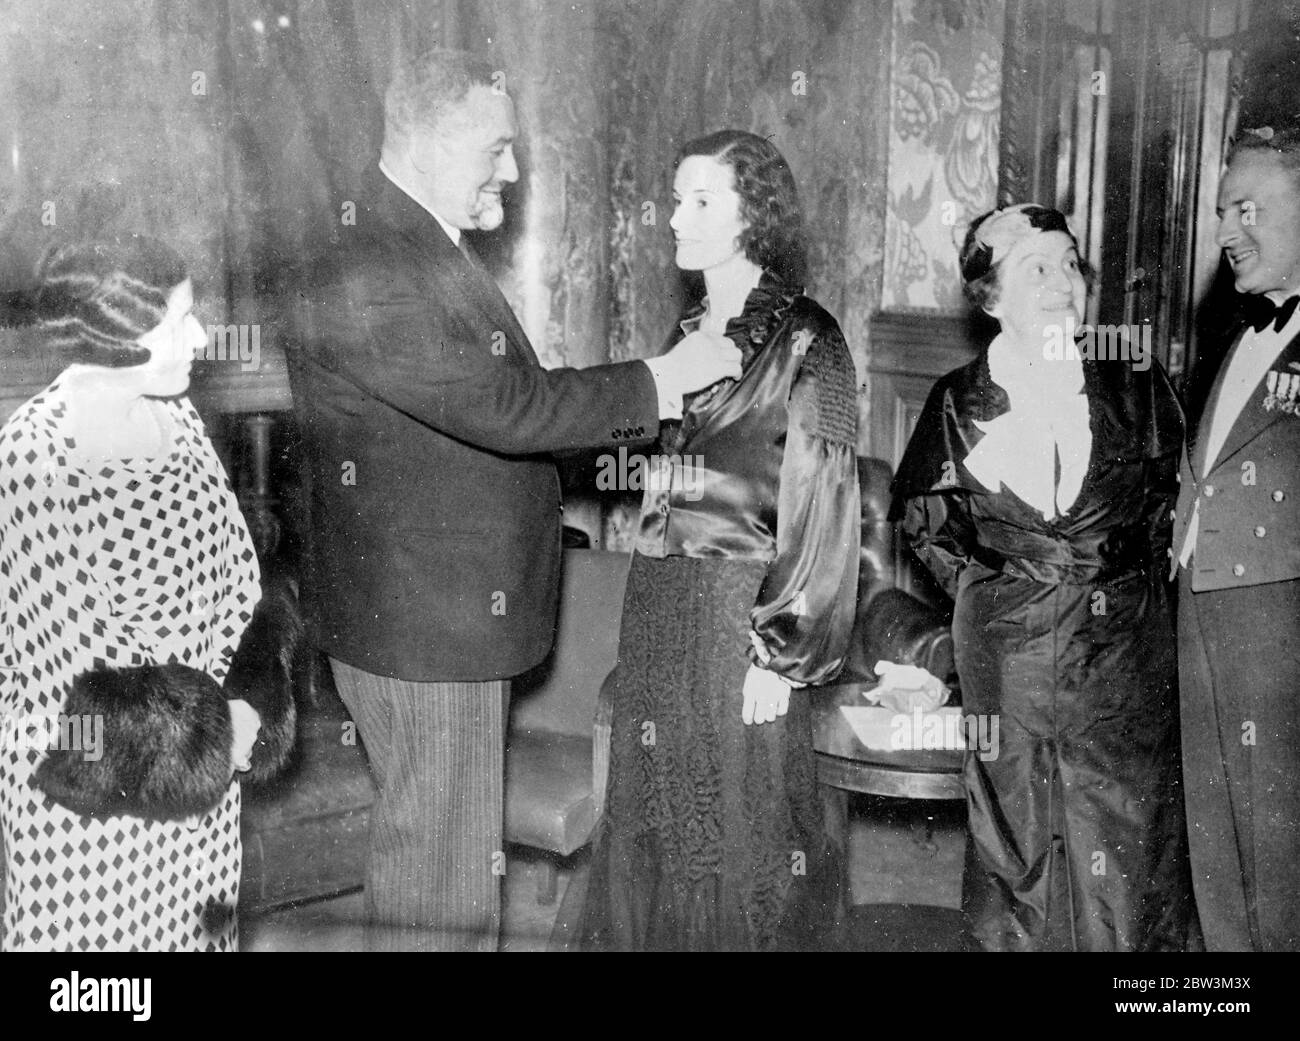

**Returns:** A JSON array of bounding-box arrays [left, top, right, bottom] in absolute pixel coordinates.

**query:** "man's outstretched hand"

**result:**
[[655, 330, 743, 397]]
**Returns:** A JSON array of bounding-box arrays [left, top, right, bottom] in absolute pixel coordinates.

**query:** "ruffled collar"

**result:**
[[680, 269, 801, 372], [661, 270, 800, 456]]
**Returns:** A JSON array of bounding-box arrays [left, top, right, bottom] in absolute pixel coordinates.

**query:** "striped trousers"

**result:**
[[329, 658, 509, 952]]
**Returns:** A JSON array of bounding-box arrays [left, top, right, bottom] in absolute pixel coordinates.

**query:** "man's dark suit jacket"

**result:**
[[1170, 323, 1300, 590], [289, 168, 659, 681]]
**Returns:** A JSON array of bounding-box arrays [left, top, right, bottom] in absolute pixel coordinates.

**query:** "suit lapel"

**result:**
[[1191, 327, 1242, 476], [370, 169, 538, 368], [1209, 327, 1300, 470], [438, 235, 536, 364]]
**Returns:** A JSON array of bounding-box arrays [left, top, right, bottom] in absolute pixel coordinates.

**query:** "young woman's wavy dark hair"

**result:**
[[675, 130, 808, 288]]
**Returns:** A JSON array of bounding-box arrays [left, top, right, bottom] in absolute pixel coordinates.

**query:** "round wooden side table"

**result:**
[[811, 681, 966, 799]]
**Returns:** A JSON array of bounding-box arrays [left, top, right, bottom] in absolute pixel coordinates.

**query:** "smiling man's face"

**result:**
[[1216, 149, 1300, 298], [411, 83, 519, 232]]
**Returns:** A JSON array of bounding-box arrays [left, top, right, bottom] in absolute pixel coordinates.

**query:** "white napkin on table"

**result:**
[[866, 661, 950, 713]]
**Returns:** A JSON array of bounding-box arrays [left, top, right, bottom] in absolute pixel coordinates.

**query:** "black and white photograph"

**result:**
[[0, 0, 1295, 987]]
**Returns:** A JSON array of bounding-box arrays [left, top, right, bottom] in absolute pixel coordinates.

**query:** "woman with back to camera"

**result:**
[[889, 204, 1194, 950], [0, 236, 290, 951], [578, 130, 861, 951]]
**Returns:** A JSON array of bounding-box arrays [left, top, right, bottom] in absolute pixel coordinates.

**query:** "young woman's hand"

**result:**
[[227, 698, 262, 773], [742, 664, 791, 725]]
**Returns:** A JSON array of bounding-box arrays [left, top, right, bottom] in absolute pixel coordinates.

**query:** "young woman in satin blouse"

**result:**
[[890, 204, 1194, 951], [577, 130, 861, 951]]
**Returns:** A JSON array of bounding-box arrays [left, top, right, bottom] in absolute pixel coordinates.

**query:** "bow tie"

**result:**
[[1244, 293, 1300, 335]]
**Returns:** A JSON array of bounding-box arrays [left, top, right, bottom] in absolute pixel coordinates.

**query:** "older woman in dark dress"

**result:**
[[890, 204, 1194, 951]]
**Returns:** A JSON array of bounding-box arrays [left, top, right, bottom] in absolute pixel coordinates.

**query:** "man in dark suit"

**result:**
[[289, 49, 740, 950], [1172, 127, 1300, 951]]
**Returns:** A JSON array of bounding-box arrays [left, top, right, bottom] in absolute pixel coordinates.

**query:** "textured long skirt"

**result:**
[[578, 552, 847, 951]]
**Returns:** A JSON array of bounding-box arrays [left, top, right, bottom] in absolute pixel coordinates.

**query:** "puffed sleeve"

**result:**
[[889, 376, 980, 600], [895, 492, 975, 602], [748, 328, 861, 687]]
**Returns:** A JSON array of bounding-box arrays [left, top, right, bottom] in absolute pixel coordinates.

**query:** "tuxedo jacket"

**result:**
[[1171, 323, 1300, 592], [288, 168, 659, 681]]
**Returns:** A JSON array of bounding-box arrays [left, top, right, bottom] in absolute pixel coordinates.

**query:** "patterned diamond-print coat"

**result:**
[[0, 379, 260, 951]]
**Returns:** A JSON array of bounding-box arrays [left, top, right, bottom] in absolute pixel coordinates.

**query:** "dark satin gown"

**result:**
[[577, 273, 861, 951], [891, 349, 1195, 951]]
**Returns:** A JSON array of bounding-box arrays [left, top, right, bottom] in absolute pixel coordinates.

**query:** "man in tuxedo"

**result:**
[[1172, 128, 1300, 951], [289, 49, 740, 950]]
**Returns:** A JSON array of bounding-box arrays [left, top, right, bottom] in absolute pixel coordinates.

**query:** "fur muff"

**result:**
[[32, 581, 305, 817], [222, 577, 301, 787], [33, 664, 234, 821]]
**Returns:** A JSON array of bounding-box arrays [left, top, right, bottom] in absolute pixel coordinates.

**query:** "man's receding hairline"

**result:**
[[1227, 140, 1300, 188], [384, 50, 501, 141], [425, 84, 514, 140], [1231, 147, 1294, 169]]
